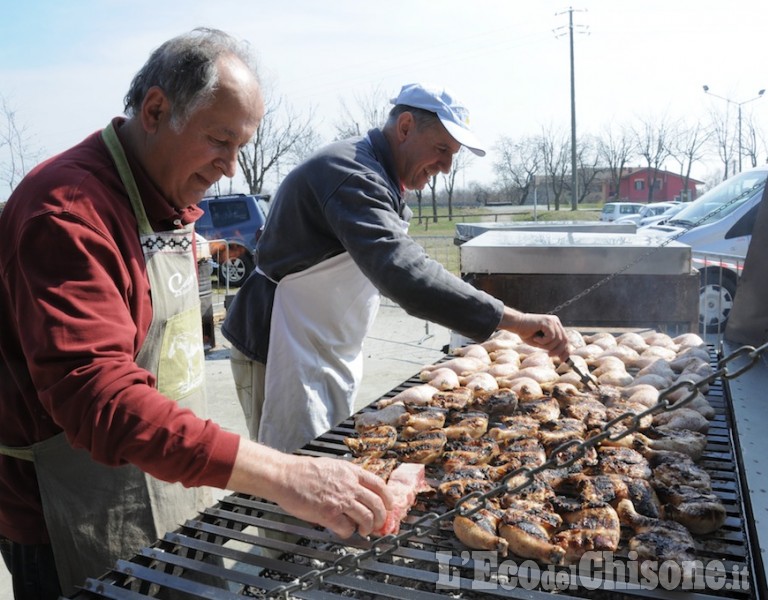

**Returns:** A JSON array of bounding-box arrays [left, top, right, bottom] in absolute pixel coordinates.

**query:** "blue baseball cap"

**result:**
[[390, 83, 486, 157]]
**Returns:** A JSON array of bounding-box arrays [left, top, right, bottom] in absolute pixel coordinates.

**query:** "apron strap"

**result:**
[[0, 445, 34, 461], [101, 123, 153, 236]]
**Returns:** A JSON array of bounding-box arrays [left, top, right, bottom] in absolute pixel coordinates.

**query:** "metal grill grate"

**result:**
[[69, 347, 756, 600]]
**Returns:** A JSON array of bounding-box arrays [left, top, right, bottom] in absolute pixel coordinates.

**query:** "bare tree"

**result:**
[[426, 175, 438, 223], [742, 111, 761, 169], [0, 95, 43, 195], [442, 148, 472, 219], [575, 135, 600, 205], [492, 135, 541, 206], [539, 126, 570, 210], [238, 88, 319, 194], [596, 122, 636, 200], [633, 115, 673, 202], [668, 120, 711, 200], [705, 104, 735, 180], [412, 189, 424, 224], [333, 85, 391, 140]]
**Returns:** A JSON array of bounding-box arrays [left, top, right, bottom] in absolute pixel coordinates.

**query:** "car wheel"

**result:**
[[698, 268, 737, 334], [218, 253, 254, 287]]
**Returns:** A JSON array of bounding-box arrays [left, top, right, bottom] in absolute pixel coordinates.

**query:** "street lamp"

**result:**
[[703, 85, 765, 173]]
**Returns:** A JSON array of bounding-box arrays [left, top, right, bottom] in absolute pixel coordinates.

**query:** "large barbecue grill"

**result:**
[[66, 346, 759, 600], [68, 211, 768, 599]]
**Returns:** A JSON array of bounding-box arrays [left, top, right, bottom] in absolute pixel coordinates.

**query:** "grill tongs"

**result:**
[[567, 356, 599, 391]]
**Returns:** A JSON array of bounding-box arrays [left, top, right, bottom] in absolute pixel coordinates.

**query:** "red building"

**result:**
[[617, 167, 702, 202]]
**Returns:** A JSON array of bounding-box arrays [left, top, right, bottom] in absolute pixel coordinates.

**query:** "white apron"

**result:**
[[0, 122, 210, 595], [258, 252, 380, 452]]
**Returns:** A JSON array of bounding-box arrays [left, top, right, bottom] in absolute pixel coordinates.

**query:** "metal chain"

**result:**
[[266, 339, 768, 599], [547, 186, 761, 314]]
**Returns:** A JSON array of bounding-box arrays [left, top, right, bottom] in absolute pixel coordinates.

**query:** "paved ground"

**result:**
[[0, 301, 450, 597]]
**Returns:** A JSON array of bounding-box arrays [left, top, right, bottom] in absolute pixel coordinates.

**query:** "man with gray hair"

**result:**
[[223, 82, 570, 453], [0, 28, 391, 599]]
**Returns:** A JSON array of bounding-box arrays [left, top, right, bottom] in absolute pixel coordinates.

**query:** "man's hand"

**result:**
[[499, 307, 570, 362], [227, 441, 393, 539]]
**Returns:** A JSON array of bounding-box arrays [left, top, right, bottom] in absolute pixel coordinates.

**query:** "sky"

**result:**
[[2, 0, 767, 198]]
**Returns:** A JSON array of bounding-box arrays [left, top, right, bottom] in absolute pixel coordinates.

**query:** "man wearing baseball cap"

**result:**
[[223, 82, 569, 453]]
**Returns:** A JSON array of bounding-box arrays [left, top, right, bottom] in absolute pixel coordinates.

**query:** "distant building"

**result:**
[[616, 167, 702, 203]]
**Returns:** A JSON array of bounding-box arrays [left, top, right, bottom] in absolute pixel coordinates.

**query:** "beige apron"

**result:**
[[258, 252, 380, 452], [0, 122, 210, 595]]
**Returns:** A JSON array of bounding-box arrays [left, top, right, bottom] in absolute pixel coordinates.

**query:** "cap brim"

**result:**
[[440, 118, 486, 157]]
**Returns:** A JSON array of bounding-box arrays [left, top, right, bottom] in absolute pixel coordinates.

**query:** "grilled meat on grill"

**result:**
[[492, 437, 547, 470], [460, 372, 499, 393], [377, 384, 439, 408], [442, 437, 500, 471], [420, 356, 487, 378], [351, 456, 399, 480], [647, 450, 711, 490], [652, 408, 710, 433], [567, 473, 662, 519], [592, 447, 651, 480], [355, 402, 409, 431], [537, 418, 587, 452], [438, 467, 494, 506], [499, 499, 565, 564], [343, 425, 397, 457], [487, 415, 540, 442], [495, 377, 544, 401], [420, 366, 461, 390], [429, 387, 474, 410], [471, 388, 518, 417], [401, 406, 447, 433], [443, 411, 489, 440], [516, 396, 560, 422], [655, 484, 726, 534], [617, 498, 696, 565], [454, 501, 509, 555], [551, 498, 621, 563], [452, 343, 492, 363], [392, 429, 447, 464]]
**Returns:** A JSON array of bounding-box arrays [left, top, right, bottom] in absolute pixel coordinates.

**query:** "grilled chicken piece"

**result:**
[[666, 391, 716, 419], [501, 473, 556, 504], [571, 343, 605, 362], [420, 356, 487, 377], [604, 401, 654, 430], [637, 359, 676, 381], [377, 384, 438, 408], [650, 450, 711, 490], [499, 499, 565, 564], [460, 372, 499, 394], [471, 388, 518, 417], [653, 408, 709, 433], [592, 447, 651, 480], [512, 366, 560, 385], [355, 403, 409, 431], [551, 384, 607, 428], [486, 361, 522, 378], [567, 473, 662, 519], [488, 349, 521, 365], [655, 485, 726, 534], [454, 502, 509, 556], [628, 373, 673, 390], [492, 437, 547, 470], [616, 332, 650, 353], [551, 498, 621, 563], [429, 387, 474, 410], [443, 411, 489, 440], [392, 429, 447, 464], [647, 450, 711, 490], [669, 347, 710, 371], [617, 498, 696, 566], [481, 330, 522, 352], [516, 396, 560, 422], [584, 332, 618, 349], [537, 418, 586, 453], [596, 426, 707, 462], [452, 343, 492, 364], [401, 406, 447, 433], [520, 352, 556, 369], [438, 467, 494, 506], [442, 438, 500, 470], [673, 333, 705, 349], [595, 345, 640, 367], [351, 456, 398, 480], [343, 425, 397, 457], [597, 370, 635, 387], [495, 377, 544, 401], [487, 415, 540, 443], [420, 366, 461, 390]]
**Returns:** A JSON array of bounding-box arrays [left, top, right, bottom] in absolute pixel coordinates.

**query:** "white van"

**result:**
[[639, 165, 768, 331], [599, 202, 643, 222]]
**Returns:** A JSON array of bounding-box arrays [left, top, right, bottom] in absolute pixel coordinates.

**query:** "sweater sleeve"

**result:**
[[322, 173, 504, 341], [8, 212, 239, 490]]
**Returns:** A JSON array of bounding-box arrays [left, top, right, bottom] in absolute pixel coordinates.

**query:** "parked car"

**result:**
[[599, 202, 644, 222], [615, 201, 679, 226], [195, 193, 269, 286], [639, 165, 768, 332], [638, 202, 686, 227]]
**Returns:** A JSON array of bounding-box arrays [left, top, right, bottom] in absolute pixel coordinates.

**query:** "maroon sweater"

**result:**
[[0, 119, 241, 544]]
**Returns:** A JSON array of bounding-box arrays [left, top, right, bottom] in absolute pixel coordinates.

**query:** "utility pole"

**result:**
[[555, 7, 588, 210]]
